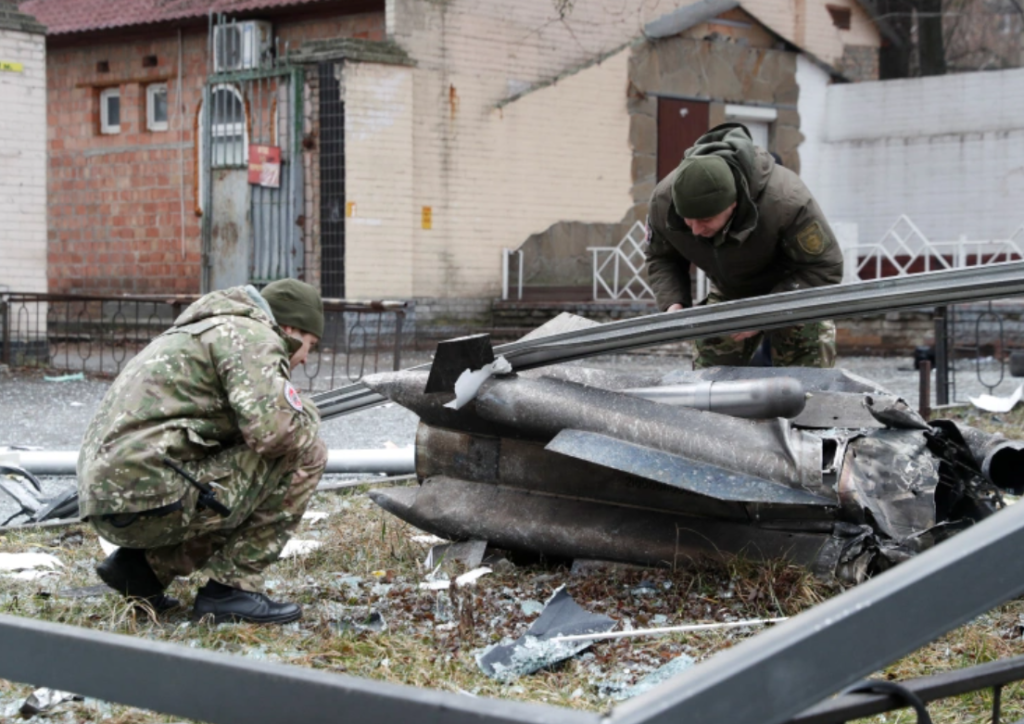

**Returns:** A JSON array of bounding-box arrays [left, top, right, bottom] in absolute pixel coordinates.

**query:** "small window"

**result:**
[[99, 87, 121, 134], [147, 83, 169, 132], [827, 5, 852, 30]]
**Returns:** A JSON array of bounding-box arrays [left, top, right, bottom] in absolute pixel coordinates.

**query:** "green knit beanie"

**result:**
[[671, 155, 737, 220], [261, 279, 324, 338]]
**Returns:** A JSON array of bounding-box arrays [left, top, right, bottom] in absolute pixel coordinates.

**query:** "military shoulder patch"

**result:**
[[795, 220, 828, 256], [284, 381, 304, 412]]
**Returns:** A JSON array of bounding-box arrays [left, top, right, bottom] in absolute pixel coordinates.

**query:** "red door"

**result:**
[[657, 98, 710, 181]]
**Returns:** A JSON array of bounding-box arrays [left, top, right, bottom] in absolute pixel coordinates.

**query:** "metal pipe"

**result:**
[[1, 449, 414, 477], [625, 378, 807, 419], [313, 261, 1024, 421]]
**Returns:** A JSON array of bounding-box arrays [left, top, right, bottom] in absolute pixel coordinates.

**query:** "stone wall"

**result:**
[[626, 36, 801, 223]]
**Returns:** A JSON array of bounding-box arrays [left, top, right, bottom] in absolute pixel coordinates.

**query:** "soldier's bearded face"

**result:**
[[282, 326, 320, 369], [684, 202, 737, 238]]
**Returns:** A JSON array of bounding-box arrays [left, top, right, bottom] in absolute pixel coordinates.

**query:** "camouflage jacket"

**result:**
[[77, 286, 321, 518], [645, 123, 844, 310]]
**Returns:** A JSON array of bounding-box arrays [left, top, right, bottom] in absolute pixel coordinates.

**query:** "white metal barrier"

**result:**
[[588, 221, 656, 301], [501, 248, 523, 301], [846, 215, 1024, 279]]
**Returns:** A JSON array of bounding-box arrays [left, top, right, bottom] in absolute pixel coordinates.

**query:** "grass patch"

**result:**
[[1, 482, 1023, 723]]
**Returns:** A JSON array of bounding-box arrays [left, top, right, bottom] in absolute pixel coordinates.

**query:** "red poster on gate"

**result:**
[[248, 145, 281, 188]]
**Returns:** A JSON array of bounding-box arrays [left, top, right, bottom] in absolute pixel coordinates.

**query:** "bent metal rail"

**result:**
[[312, 260, 1024, 419], [0, 292, 407, 390]]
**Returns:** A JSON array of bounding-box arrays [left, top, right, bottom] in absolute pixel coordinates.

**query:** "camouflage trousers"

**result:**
[[694, 291, 837, 369], [92, 438, 327, 592]]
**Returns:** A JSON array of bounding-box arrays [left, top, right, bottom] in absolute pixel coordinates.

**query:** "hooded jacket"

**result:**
[[644, 123, 844, 310], [77, 286, 321, 518]]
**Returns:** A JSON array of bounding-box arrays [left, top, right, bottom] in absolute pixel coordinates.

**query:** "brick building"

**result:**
[[21, 0, 882, 326]]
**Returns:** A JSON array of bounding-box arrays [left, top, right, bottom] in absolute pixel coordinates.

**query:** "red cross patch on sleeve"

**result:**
[[284, 381, 304, 412]]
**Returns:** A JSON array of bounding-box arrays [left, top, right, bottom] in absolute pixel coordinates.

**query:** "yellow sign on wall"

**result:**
[[0, 61, 25, 73], [345, 201, 356, 218], [421, 206, 433, 230]]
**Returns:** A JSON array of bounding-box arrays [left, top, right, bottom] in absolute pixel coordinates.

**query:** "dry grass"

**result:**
[[3, 403, 1024, 723]]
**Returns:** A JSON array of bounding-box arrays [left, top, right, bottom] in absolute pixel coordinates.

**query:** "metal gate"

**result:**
[[200, 15, 305, 291]]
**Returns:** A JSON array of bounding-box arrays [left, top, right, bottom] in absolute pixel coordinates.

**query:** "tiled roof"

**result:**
[[18, 0, 328, 35]]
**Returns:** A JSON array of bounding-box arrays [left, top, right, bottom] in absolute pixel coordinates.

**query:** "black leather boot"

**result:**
[[192, 580, 302, 624], [96, 547, 180, 612]]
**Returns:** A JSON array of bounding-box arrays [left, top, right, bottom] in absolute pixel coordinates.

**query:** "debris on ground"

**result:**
[[420, 567, 492, 591], [425, 539, 487, 569], [476, 586, 616, 682], [970, 384, 1023, 413], [599, 654, 696, 701], [0, 551, 63, 580], [280, 539, 323, 559], [19, 687, 82, 718]]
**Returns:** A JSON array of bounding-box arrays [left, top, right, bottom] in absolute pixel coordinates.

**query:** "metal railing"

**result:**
[[588, 221, 655, 301], [0, 292, 407, 390], [846, 215, 1024, 280]]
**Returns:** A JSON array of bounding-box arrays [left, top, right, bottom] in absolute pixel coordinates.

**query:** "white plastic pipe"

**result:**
[[1, 449, 415, 477]]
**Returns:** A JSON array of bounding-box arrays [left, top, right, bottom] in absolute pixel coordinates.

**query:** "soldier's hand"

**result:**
[[666, 303, 685, 313], [731, 330, 759, 341]]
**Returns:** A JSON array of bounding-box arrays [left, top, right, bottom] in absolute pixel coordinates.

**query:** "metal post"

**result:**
[[502, 249, 509, 301], [1, 299, 9, 366], [935, 306, 949, 406], [392, 310, 404, 371], [919, 359, 931, 420], [517, 250, 524, 301]]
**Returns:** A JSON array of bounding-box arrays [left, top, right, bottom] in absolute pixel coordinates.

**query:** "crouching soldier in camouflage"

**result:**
[[77, 279, 328, 624], [645, 123, 844, 368]]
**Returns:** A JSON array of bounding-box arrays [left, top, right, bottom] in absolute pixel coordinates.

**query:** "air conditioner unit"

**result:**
[[214, 20, 273, 73]]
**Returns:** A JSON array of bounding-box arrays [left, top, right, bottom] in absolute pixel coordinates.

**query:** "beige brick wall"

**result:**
[[342, 61, 416, 299], [0, 28, 46, 293], [364, 0, 650, 298]]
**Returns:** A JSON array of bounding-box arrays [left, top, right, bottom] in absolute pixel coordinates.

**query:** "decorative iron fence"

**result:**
[[0, 292, 406, 391], [588, 221, 655, 301]]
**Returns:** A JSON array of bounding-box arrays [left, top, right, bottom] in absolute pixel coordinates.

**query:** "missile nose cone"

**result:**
[[763, 377, 808, 419]]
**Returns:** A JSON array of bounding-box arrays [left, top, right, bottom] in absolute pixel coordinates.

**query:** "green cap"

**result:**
[[261, 279, 324, 338], [671, 155, 737, 220]]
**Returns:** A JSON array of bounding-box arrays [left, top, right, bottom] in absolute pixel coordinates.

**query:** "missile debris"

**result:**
[[365, 337, 1021, 583]]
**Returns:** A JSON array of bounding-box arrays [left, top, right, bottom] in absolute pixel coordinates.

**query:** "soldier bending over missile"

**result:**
[[645, 123, 844, 368], [77, 279, 327, 624]]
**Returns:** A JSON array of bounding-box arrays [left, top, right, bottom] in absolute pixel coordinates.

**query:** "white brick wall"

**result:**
[[350, 0, 654, 298], [808, 67, 1024, 247], [343, 61, 415, 299], [0, 28, 46, 294]]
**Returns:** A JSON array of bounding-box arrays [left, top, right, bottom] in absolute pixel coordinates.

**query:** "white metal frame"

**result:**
[[99, 87, 121, 134], [588, 221, 655, 301], [846, 215, 1024, 280], [146, 82, 169, 132]]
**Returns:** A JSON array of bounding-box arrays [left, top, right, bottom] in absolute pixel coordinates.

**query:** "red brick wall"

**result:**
[[46, 9, 385, 295]]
